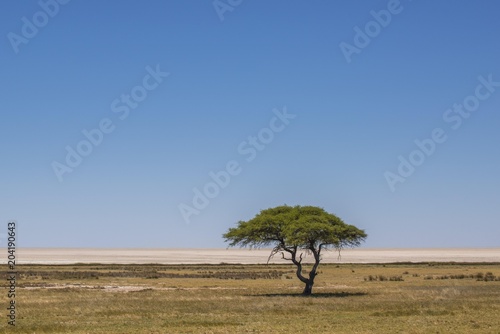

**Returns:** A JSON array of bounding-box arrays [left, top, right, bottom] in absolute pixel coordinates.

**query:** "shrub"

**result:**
[[364, 275, 404, 282]]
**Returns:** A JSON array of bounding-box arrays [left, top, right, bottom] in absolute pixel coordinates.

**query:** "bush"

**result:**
[[426, 272, 498, 281], [364, 275, 403, 282]]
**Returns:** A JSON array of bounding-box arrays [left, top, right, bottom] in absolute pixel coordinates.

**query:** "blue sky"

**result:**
[[1, 0, 499, 248]]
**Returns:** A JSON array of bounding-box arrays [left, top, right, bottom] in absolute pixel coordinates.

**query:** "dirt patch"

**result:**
[[20, 283, 247, 293]]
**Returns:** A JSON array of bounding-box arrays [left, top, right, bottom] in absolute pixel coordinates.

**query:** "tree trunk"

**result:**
[[286, 246, 320, 296], [302, 269, 317, 295], [302, 281, 314, 295], [300, 246, 320, 295]]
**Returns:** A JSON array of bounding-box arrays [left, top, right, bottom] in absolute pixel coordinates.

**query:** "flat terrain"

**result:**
[[14, 248, 500, 264], [2, 262, 500, 333]]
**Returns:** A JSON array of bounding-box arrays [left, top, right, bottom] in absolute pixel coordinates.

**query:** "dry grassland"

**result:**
[[2, 262, 500, 333]]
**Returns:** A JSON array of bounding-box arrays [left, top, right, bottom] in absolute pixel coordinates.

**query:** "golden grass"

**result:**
[[2, 263, 500, 333]]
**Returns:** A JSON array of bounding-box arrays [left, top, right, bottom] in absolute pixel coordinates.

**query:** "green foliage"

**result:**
[[223, 205, 367, 252]]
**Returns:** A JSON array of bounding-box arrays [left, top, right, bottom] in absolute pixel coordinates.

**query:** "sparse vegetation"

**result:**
[[1, 262, 500, 333], [424, 271, 499, 281], [364, 274, 404, 281]]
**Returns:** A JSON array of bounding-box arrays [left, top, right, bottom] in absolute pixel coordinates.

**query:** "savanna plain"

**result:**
[[2, 262, 500, 333]]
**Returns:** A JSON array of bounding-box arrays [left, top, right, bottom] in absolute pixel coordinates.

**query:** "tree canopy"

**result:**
[[223, 205, 367, 295]]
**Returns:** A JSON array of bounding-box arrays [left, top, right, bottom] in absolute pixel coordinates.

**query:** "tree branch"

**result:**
[[267, 243, 285, 264]]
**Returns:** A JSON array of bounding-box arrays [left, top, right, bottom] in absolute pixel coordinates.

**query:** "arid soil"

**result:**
[[13, 248, 500, 264]]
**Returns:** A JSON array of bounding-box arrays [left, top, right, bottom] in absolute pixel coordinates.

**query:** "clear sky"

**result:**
[[1, 0, 499, 248]]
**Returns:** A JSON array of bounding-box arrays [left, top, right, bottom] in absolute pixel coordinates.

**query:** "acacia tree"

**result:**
[[223, 205, 367, 295]]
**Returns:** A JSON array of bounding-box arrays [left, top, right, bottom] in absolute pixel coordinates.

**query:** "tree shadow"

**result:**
[[251, 291, 368, 298]]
